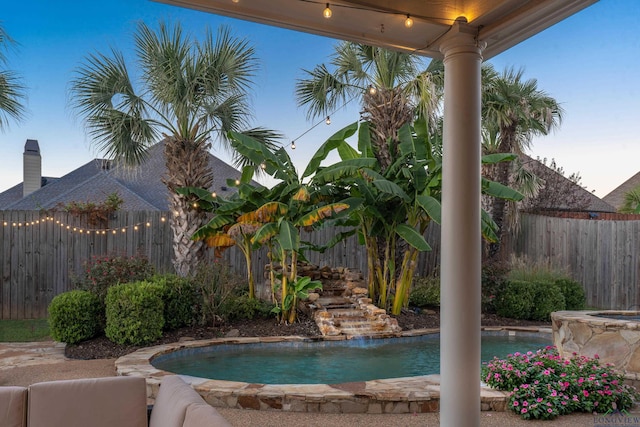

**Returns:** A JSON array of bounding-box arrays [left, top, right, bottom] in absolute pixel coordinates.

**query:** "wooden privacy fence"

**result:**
[[513, 213, 640, 310], [0, 210, 441, 319]]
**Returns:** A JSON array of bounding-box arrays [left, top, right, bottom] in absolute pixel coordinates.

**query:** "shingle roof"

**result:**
[[0, 141, 248, 211], [520, 155, 616, 213], [602, 171, 640, 212]]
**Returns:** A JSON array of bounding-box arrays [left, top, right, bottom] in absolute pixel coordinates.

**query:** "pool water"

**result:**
[[152, 333, 549, 385]]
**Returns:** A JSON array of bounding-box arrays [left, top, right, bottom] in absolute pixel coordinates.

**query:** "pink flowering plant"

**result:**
[[482, 346, 639, 420]]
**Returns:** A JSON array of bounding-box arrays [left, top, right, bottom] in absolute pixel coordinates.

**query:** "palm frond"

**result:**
[[70, 48, 156, 166], [0, 70, 26, 130], [295, 64, 352, 120]]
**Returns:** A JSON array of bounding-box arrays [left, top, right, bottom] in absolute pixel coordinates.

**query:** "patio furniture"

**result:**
[[0, 375, 231, 427]]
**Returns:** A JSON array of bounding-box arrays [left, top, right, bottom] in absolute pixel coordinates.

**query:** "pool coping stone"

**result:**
[[116, 326, 551, 414]]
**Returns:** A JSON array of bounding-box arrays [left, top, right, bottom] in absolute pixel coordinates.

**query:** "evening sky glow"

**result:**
[[1, 0, 638, 198]]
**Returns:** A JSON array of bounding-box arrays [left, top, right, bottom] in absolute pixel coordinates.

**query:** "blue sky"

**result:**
[[0, 0, 638, 197]]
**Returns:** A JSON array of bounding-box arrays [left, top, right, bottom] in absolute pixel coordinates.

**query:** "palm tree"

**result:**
[[0, 25, 26, 130], [295, 42, 438, 172], [70, 21, 280, 277], [620, 186, 640, 214], [481, 66, 563, 258]]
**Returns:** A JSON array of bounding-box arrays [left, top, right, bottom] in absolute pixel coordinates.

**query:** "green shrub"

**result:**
[[74, 254, 155, 301], [48, 290, 102, 344], [154, 274, 198, 330], [495, 280, 534, 319], [192, 261, 244, 325], [481, 261, 510, 314], [529, 281, 566, 321], [555, 278, 586, 310], [220, 294, 274, 321], [105, 281, 164, 345], [409, 276, 440, 308]]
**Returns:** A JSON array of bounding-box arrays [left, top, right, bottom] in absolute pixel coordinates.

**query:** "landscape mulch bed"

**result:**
[[65, 309, 549, 360]]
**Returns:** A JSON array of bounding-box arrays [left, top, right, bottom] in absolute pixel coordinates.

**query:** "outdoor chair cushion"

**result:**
[[27, 376, 147, 427], [183, 402, 232, 427], [149, 375, 231, 427], [0, 386, 27, 427]]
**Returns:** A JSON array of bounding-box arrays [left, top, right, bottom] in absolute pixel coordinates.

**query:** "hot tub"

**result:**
[[552, 310, 640, 386]]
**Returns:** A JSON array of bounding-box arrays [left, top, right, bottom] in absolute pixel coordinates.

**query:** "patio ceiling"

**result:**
[[155, 0, 597, 59]]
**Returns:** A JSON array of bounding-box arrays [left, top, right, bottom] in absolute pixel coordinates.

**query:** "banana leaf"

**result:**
[[396, 223, 431, 251]]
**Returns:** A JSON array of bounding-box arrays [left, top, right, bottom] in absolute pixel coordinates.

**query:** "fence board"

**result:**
[[0, 210, 444, 319], [515, 213, 640, 309]]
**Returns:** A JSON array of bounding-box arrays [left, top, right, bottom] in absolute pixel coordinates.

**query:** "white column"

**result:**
[[439, 20, 484, 427]]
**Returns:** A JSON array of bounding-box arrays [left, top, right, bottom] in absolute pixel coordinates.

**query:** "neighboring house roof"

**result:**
[[602, 171, 640, 212], [0, 141, 247, 211], [520, 155, 616, 213]]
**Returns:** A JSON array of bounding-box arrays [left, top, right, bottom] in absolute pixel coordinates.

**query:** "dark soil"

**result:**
[[64, 309, 549, 360]]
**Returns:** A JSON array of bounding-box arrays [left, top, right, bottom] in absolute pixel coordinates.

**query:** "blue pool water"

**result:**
[[152, 333, 549, 385]]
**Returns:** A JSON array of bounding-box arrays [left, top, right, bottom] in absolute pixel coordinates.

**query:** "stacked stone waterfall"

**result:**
[[267, 263, 401, 337]]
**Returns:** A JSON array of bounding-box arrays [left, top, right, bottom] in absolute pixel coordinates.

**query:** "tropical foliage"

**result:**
[[69, 21, 280, 277], [481, 66, 563, 258], [620, 185, 640, 214], [0, 24, 26, 131], [307, 120, 522, 314]]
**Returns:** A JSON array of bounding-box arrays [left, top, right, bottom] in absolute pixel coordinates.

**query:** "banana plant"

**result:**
[[177, 165, 270, 299], [227, 130, 350, 323], [308, 119, 524, 314]]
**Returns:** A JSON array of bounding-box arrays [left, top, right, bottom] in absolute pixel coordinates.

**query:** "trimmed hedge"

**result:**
[[48, 290, 102, 344], [154, 274, 198, 330], [529, 282, 566, 321], [496, 279, 573, 321], [555, 278, 586, 310], [105, 281, 164, 345], [495, 280, 535, 320]]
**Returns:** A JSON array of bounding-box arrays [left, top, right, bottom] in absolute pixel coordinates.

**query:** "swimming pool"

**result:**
[[152, 332, 549, 384]]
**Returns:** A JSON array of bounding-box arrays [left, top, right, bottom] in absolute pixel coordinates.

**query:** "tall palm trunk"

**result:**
[[362, 87, 413, 171], [163, 137, 214, 277], [362, 87, 414, 307], [487, 124, 517, 260]]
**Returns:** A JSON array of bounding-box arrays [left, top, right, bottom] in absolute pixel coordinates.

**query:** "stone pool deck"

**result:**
[[116, 326, 551, 414]]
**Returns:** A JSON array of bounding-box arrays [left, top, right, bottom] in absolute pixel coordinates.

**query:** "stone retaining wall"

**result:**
[[264, 262, 366, 295], [552, 310, 640, 387]]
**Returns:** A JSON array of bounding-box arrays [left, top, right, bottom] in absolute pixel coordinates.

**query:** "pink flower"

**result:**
[[547, 408, 553, 413], [583, 390, 589, 397], [513, 401, 519, 407], [522, 401, 528, 407], [521, 408, 528, 414]]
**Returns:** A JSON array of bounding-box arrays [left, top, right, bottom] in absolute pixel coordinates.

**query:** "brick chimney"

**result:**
[[23, 139, 42, 197]]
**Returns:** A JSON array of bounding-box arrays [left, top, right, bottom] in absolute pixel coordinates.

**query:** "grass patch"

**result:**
[[0, 319, 50, 342]]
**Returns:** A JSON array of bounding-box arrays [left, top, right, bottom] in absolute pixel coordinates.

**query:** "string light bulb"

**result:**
[[234, 179, 241, 186], [211, 192, 217, 198], [404, 14, 414, 28], [291, 141, 296, 150], [368, 85, 377, 95], [232, 0, 239, 3], [325, 116, 331, 125], [323, 3, 332, 18], [260, 161, 267, 170]]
